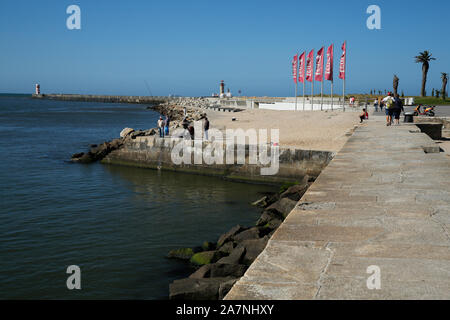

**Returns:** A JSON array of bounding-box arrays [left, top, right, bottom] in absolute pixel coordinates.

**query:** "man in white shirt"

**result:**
[[157, 116, 164, 137], [382, 93, 395, 126]]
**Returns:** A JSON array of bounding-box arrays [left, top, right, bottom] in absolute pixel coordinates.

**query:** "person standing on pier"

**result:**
[[164, 116, 170, 136], [157, 116, 164, 137], [204, 117, 210, 141]]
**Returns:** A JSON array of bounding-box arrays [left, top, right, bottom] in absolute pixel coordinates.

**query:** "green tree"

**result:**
[[415, 51, 436, 97], [442, 73, 448, 100], [432, 88, 435, 97]]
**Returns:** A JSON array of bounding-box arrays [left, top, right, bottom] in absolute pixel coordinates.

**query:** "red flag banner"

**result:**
[[325, 44, 333, 81], [292, 54, 298, 84], [339, 42, 346, 80], [315, 47, 324, 82], [298, 52, 305, 83], [306, 50, 314, 82]]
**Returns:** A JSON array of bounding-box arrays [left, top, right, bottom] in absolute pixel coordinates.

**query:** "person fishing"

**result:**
[[204, 117, 210, 141], [157, 116, 164, 137], [164, 115, 170, 136]]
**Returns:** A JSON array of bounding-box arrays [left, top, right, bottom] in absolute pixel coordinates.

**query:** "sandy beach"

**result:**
[[206, 108, 360, 152]]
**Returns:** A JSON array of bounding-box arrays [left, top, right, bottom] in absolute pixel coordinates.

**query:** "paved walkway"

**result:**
[[226, 116, 450, 299]]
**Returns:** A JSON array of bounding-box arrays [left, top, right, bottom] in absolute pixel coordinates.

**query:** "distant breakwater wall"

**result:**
[[102, 136, 335, 185], [32, 94, 170, 105]]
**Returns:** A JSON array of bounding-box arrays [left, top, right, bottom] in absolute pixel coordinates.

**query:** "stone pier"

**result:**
[[226, 116, 450, 300]]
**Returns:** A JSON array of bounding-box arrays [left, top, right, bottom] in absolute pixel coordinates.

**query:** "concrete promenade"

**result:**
[[226, 116, 450, 299]]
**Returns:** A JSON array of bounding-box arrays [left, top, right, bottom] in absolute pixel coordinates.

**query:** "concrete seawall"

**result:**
[[225, 117, 450, 300], [32, 94, 169, 105], [102, 135, 335, 185]]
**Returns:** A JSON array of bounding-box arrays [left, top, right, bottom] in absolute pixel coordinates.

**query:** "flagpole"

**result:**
[[342, 41, 346, 112], [311, 79, 314, 110], [321, 79, 323, 111], [331, 80, 334, 111], [303, 81, 305, 111], [343, 78, 345, 112], [295, 82, 298, 111]]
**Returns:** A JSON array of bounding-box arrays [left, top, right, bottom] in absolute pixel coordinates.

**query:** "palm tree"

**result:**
[[415, 51, 436, 97], [442, 73, 448, 100]]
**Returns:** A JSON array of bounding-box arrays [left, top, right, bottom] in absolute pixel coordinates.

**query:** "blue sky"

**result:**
[[0, 0, 448, 96]]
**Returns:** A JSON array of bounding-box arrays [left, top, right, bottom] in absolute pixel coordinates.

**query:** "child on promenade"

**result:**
[[359, 108, 369, 123]]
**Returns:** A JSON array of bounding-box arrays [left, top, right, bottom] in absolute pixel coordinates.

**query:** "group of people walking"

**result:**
[[382, 92, 404, 126], [373, 92, 404, 126]]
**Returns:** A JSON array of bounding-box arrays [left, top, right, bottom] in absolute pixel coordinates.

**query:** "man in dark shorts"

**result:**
[[393, 94, 404, 125]]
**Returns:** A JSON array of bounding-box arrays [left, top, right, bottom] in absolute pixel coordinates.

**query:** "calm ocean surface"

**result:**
[[0, 95, 274, 299]]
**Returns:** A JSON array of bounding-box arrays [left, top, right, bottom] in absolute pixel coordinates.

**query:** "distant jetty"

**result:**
[[32, 93, 170, 105]]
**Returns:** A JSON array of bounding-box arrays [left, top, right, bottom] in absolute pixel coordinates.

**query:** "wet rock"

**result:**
[[232, 227, 261, 243], [218, 278, 239, 300], [266, 198, 297, 219], [217, 225, 245, 247], [217, 241, 235, 255], [169, 277, 234, 300], [190, 251, 218, 266], [167, 248, 196, 260], [71, 152, 84, 159], [251, 196, 268, 207], [189, 265, 212, 279], [264, 217, 283, 230], [256, 210, 280, 227], [238, 237, 269, 266], [280, 183, 309, 202], [202, 241, 216, 251], [72, 138, 124, 163], [217, 246, 245, 265], [265, 192, 281, 207], [210, 263, 247, 278], [71, 152, 95, 164]]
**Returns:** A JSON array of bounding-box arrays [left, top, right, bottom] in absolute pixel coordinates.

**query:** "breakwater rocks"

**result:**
[[168, 178, 309, 300], [71, 128, 156, 163], [149, 97, 215, 124], [70, 99, 213, 164], [32, 94, 169, 105]]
